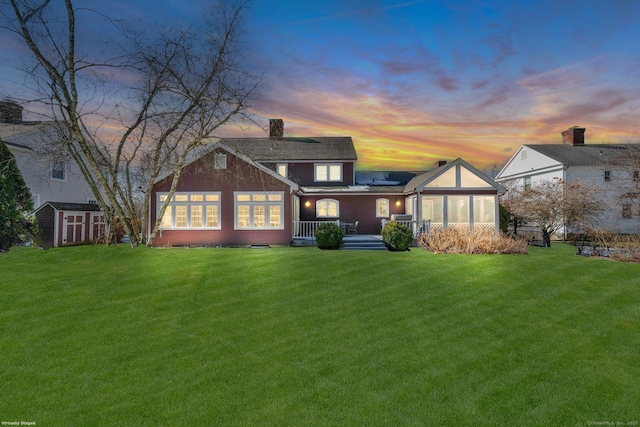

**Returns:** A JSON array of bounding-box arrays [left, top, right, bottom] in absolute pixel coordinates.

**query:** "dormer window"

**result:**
[[315, 164, 342, 182]]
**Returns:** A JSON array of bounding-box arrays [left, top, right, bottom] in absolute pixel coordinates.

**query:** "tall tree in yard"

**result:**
[[503, 178, 601, 247], [0, 139, 34, 252], [1, 0, 259, 246]]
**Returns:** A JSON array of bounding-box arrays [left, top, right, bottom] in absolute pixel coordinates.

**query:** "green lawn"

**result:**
[[1, 244, 639, 426]]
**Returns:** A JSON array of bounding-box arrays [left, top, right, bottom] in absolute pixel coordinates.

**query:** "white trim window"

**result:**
[[316, 198, 339, 218], [51, 161, 66, 181], [376, 198, 389, 217], [314, 163, 342, 182], [158, 192, 221, 229], [234, 192, 284, 230], [277, 163, 288, 178]]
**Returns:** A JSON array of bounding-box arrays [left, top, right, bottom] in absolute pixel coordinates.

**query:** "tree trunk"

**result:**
[[542, 230, 552, 247]]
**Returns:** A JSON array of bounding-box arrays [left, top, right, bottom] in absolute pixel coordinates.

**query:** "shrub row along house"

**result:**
[[0, 101, 105, 248], [496, 126, 640, 235], [150, 119, 505, 247]]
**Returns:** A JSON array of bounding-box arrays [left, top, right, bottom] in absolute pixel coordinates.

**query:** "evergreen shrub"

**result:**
[[315, 222, 344, 249], [382, 220, 413, 251]]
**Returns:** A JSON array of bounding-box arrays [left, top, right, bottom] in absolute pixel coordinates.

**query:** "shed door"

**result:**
[[64, 213, 85, 245], [91, 213, 106, 243]]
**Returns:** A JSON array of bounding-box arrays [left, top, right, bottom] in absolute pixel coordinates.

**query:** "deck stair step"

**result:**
[[341, 236, 387, 251]]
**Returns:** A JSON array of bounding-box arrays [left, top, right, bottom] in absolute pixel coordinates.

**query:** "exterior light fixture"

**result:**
[[305, 200, 311, 208]]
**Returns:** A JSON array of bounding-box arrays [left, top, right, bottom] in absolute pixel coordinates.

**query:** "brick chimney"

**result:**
[[0, 100, 23, 124], [562, 126, 585, 146], [269, 119, 284, 139]]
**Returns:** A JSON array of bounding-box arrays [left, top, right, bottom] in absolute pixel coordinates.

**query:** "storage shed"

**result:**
[[34, 202, 105, 248]]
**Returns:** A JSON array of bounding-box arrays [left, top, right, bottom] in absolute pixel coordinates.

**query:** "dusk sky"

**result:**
[[3, 0, 640, 171]]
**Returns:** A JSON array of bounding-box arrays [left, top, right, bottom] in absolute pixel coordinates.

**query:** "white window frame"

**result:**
[[314, 163, 343, 182], [157, 192, 221, 230], [51, 161, 66, 181], [376, 198, 389, 218], [277, 163, 288, 178], [234, 191, 284, 230], [215, 154, 227, 169], [316, 198, 339, 218]]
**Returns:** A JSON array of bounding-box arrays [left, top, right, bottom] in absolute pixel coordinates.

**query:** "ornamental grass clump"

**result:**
[[382, 220, 413, 251], [418, 227, 528, 254], [315, 222, 344, 249]]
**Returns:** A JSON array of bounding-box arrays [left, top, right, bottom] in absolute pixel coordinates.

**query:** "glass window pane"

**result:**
[[175, 206, 188, 227], [328, 201, 338, 217], [161, 207, 172, 228], [317, 201, 328, 217], [237, 205, 250, 228], [206, 194, 219, 202], [473, 196, 495, 224], [237, 194, 251, 202], [160, 195, 168, 202], [268, 194, 282, 201], [269, 205, 281, 227], [254, 205, 266, 227], [329, 165, 341, 181], [426, 167, 456, 188], [190, 195, 204, 202], [253, 194, 267, 202], [377, 199, 389, 217], [206, 205, 219, 228], [191, 205, 203, 227], [447, 196, 469, 224], [461, 167, 492, 188], [422, 196, 443, 222], [316, 165, 327, 181], [175, 195, 188, 202]]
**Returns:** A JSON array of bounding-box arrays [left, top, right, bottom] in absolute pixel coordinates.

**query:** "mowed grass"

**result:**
[[1, 244, 639, 426]]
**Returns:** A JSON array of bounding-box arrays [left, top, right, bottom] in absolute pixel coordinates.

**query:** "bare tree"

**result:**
[[502, 178, 601, 247], [1, 0, 260, 246]]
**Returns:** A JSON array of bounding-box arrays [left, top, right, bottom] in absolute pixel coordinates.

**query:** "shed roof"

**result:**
[[36, 202, 102, 212]]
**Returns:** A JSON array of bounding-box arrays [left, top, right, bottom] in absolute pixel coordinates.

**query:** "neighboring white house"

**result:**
[[495, 126, 640, 234], [1, 101, 106, 247], [1, 101, 98, 209]]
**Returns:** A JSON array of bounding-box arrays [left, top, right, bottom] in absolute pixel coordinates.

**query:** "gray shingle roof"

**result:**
[[220, 136, 357, 161], [527, 144, 636, 166]]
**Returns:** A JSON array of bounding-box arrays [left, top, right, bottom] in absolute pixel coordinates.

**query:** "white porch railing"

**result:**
[[293, 220, 340, 238], [381, 219, 431, 237]]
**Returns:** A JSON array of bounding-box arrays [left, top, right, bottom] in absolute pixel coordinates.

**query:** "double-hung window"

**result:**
[[51, 161, 65, 180], [158, 192, 221, 229], [315, 164, 342, 182], [234, 192, 284, 230]]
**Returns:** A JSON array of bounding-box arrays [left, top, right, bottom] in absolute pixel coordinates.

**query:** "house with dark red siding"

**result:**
[[149, 120, 505, 247]]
